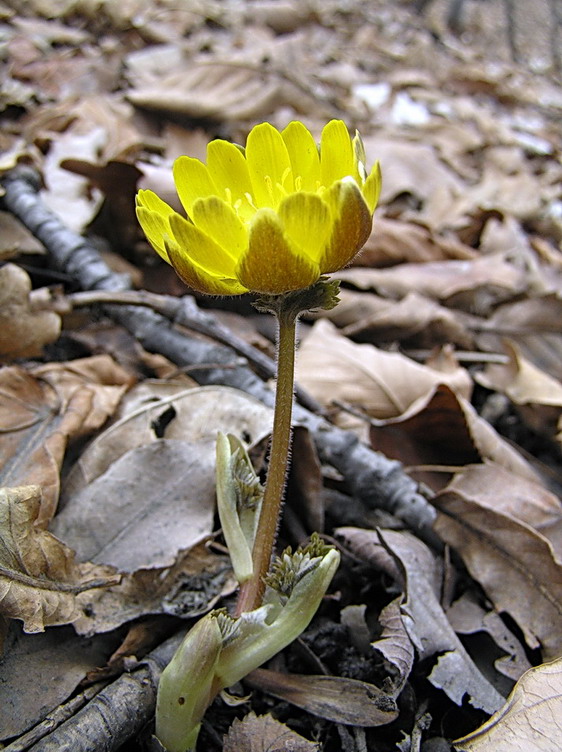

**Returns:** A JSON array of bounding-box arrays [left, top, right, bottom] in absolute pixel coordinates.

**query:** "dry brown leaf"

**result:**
[[0, 486, 119, 635], [477, 341, 562, 407], [433, 484, 562, 659], [336, 253, 527, 315], [335, 290, 474, 349], [369, 384, 541, 490], [51, 439, 216, 572], [447, 593, 531, 684], [476, 295, 562, 383], [362, 137, 464, 207], [455, 656, 562, 751], [370, 596, 415, 696], [308, 289, 476, 351], [245, 670, 398, 727], [0, 623, 118, 741], [296, 320, 472, 431], [72, 541, 232, 636], [476, 340, 562, 441], [0, 264, 60, 360], [127, 62, 303, 123], [0, 357, 131, 526], [443, 464, 562, 558], [62, 384, 272, 501], [223, 711, 319, 752], [359, 216, 477, 267], [336, 527, 504, 714]]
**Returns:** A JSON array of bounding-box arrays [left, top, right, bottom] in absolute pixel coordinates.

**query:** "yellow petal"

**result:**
[[173, 156, 217, 216], [362, 161, 382, 213], [169, 213, 237, 277], [165, 238, 247, 296], [320, 178, 372, 272], [191, 196, 248, 261], [237, 209, 319, 294], [320, 120, 355, 187], [136, 190, 177, 262], [281, 121, 320, 192], [245, 123, 293, 208], [206, 140, 254, 220], [277, 192, 331, 264]]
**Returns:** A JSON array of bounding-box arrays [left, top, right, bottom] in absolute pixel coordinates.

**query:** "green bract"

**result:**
[[136, 120, 381, 296]]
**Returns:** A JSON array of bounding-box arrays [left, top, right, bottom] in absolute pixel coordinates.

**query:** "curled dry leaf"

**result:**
[[0, 264, 60, 360], [296, 320, 471, 430], [369, 384, 541, 491], [336, 526, 504, 714], [370, 596, 415, 696], [223, 711, 319, 752], [477, 340, 562, 407], [455, 656, 562, 752], [0, 486, 120, 635], [476, 340, 562, 441], [433, 481, 562, 659], [245, 669, 398, 727], [0, 356, 131, 526]]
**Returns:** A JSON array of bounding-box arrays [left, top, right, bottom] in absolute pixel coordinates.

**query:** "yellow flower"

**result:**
[[136, 120, 381, 296]]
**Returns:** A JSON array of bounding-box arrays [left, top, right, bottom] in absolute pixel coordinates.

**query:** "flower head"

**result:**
[[136, 120, 380, 296]]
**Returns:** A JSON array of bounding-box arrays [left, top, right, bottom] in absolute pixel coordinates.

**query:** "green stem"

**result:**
[[235, 306, 297, 615]]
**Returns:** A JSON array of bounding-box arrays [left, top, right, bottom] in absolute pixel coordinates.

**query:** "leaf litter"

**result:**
[[1, 0, 562, 749]]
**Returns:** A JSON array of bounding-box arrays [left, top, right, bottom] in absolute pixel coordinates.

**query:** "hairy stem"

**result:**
[[235, 306, 297, 615]]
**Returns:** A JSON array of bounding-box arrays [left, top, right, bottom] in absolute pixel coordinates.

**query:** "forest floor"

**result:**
[[1, 0, 562, 750]]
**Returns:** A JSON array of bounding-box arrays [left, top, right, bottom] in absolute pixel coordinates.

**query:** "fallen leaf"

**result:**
[[476, 295, 562, 382], [358, 216, 477, 267], [0, 622, 119, 741], [476, 340, 562, 441], [336, 253, 527, 315], [336, 527, 505, 714], [455, 656, 562, 751], [442, 464, 562, 558], [61, 384, 272, 501], [0, 264, 60, 360], [223, 711, 319, 752], [51, 439, 216, 572], [333, 290, 475, 349], [369, 384, 542, 490], [0, 486, 119, 634], [370, 596, 415, 696], [446, 592, 531, 684], [72, 541, 233, 636], [433, 483, 562, 659], [296, 320, 471, 431], [0, 356, 131, 526], [127, 61, 310, 123], [245, 670, 398, 726], [477, 341, 562, 407]]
